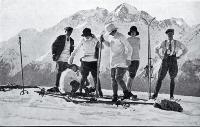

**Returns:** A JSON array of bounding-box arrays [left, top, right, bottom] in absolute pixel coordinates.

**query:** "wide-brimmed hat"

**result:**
[[165, 29, 174, 34], [64, 27, 73, 32], [81, 28, 93, 37], [105, 24, 118, 35], [128, 26, 139, 36]]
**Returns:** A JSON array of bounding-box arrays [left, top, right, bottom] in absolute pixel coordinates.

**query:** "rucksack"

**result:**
[[154, 99, 183, 112]]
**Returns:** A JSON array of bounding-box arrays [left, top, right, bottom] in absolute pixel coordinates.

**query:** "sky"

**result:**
[[0, 0, 200, 42]]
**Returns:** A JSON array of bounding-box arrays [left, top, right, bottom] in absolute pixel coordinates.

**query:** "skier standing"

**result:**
[[68, 28, 103, 97], [151, 29, 188, 99], [47, 27, 74, 92], [100, 24, 133, 102], [126, 26, 141, 99]]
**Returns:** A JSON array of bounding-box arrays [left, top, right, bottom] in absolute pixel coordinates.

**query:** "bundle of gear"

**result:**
[[154, 99, 183, 112]]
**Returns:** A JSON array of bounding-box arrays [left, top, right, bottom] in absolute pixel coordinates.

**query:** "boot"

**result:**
[[170, 96, 174, 100], [84, 87, 90, 94], [88, 87, 95, 93], [47, 87, 59, 92], [150, 93, 157, 100], [112, 94, 118, 102], [123, 90, 132, 99], [129, 92, 137, 99], [99, 89, 103, 97]]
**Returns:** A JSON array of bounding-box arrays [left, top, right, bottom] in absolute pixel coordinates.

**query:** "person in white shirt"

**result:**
[[126, 26, 140, 99], [69, 28, 103, 97], [100, 23, 133, 102], [151, 29, 188, 99], [59, 64, 80, 94], [59, 64, 95, 95]]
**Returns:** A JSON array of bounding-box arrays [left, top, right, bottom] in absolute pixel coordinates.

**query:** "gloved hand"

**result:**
[[52, 55, 59, 61], [68, 56, 74, 64], [100, 35, 105, 42], [126, 60, 131, 66]]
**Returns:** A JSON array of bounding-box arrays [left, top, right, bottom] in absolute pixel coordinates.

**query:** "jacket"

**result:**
[[52, 35, 74, 61]]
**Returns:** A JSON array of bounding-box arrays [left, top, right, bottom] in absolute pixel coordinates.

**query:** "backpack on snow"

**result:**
[[154, 99, 183, 112]]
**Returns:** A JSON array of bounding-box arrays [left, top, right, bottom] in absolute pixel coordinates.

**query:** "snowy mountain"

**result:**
[[113, 3, 140, 22], [0, 3, 199, 96]]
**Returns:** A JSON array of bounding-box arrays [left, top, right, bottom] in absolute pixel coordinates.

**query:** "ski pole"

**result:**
[[96, 35, 103, 97], [18, 35, 28, 95], [141, 17, 156, 99], [96, 30, 106, 98], [96, 42, 101, 97]]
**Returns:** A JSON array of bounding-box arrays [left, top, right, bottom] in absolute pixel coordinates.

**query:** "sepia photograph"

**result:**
[[0, 0, 200, 126]]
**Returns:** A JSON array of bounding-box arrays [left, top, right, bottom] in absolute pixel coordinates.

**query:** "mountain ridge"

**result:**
[[0, 3, 199, 96]]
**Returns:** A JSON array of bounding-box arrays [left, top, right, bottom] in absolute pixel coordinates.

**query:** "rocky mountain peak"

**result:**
[[114, 3, 138, 15]]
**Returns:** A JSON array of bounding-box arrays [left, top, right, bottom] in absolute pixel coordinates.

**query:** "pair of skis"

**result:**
[[0, 83, 38, 92], [142, 17, 156, 99], [96, 32, 104, 97], [34, 88, 154, 108]]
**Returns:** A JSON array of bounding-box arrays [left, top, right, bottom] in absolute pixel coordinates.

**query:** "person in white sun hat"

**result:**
[[100, 23, 134, 102]]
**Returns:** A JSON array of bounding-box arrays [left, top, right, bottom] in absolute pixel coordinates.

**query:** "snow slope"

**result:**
[[0, 88, 199, 126]]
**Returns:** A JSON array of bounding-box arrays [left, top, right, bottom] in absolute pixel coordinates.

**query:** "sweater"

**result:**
[[127, 36, 140, 60], [106, 32, 132, 68], [70, 36, 98, 62]]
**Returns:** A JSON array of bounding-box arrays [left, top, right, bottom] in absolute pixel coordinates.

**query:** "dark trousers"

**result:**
[[127, 60, 139, 91], [55, 61, 70, 87], [154, 55, 178, 97], [128, 60, 139, 78], [80, 61, 101, 92], [111, 67, 128, 96]]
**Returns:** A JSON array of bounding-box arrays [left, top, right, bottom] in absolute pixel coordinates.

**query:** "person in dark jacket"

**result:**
[[47, 27, 74, 92]]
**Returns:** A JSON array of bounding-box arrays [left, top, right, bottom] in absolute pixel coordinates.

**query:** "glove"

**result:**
[[126, 60, 131, 66], [53, 55, 59, 61], [100, 35, 105, 42], [68, 56, 74, 64], [176, 56, 181, 59]]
